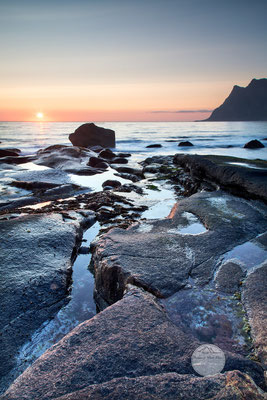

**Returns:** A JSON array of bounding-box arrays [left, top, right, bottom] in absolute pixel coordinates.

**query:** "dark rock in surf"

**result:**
[[99, 149, 116, 160], [113, 166, 144, 178], [0, 149, 20, 157], [178, 141, 193, 147], [69, 123, 115, 148], [102, 180, 121, 189], [109, 157, 128, 165], [244, 139, 264, 149], [0, 155, 36, 165], [146, 144, 162, 148], [87, 157, 108, 169], [117, 153, 131, 158], [9, 181, 59, 191]]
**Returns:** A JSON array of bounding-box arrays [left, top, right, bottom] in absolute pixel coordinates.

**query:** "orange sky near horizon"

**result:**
[[0, 80, 236, 122]]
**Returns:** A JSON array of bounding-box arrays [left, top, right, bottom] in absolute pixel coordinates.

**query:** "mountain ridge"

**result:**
[[204, 78, 267, 121]]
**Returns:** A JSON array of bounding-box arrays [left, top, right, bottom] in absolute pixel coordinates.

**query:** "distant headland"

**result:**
[[204, 78, 267, 121]]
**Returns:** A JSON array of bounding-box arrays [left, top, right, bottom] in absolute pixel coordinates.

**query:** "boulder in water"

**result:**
[[178, 141, 193, 147], [244, 139, 264, 149], [69, 123, 115, 148], [146, 144, 162, 148]]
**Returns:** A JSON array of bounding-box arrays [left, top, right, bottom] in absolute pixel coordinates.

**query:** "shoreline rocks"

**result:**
[[1, 150, 267, 399], [173, 154, 267, 202]]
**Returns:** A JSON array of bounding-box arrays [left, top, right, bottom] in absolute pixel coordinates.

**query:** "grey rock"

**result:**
[[92, 191, 267, 306], [215, 261, 246, 294], [54, 371, 265, 400], [0, 287, 200, 399], [2, 287, 264, 399], [116, 184, 144, 194], [114, 172, 139, 182], [69, 123, 115, 148], [173, 154, 267, 202], [35, 145, 96, 171], [243, 262, 267, 368], [113, 166, 144, 178], [0, 211, 95, 393]]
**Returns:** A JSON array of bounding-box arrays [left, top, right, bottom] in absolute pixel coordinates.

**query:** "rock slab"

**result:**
[[2, 287, 264, 400], [0, 211, 95, 393]]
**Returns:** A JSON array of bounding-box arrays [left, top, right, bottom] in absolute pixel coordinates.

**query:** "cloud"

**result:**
[[150, 109, 212, 114]]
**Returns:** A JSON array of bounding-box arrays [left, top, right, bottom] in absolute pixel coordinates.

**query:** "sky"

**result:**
[[0, 0, 266, 122]]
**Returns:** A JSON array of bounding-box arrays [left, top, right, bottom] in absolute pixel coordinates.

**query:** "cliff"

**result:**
[[205, 78, 267, 121]]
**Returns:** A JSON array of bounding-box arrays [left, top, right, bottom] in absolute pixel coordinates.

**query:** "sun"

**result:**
[[36, 112, 44, 119]]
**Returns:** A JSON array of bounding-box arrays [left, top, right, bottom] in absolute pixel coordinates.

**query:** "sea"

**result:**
[[0, 121, 267, 162]]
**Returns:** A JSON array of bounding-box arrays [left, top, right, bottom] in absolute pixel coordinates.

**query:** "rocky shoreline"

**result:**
[[0, 140, 267, 398]]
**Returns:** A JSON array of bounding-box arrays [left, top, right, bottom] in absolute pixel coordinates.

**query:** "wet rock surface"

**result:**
[[243, 261, 267, 368], [214, 261, 246, 294], [173, 153, 267, 202], [35, 144, 100, 175], [92, 190, 267, 304], [2, 287, 265, 400], [53, 371, 265, 400], [0, 211, 95, 393], [0, 155, 36, 164], [90, 190, 267, 391]]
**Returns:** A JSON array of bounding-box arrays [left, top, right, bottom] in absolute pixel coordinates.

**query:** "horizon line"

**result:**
[[0, 120, 207, 123]]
